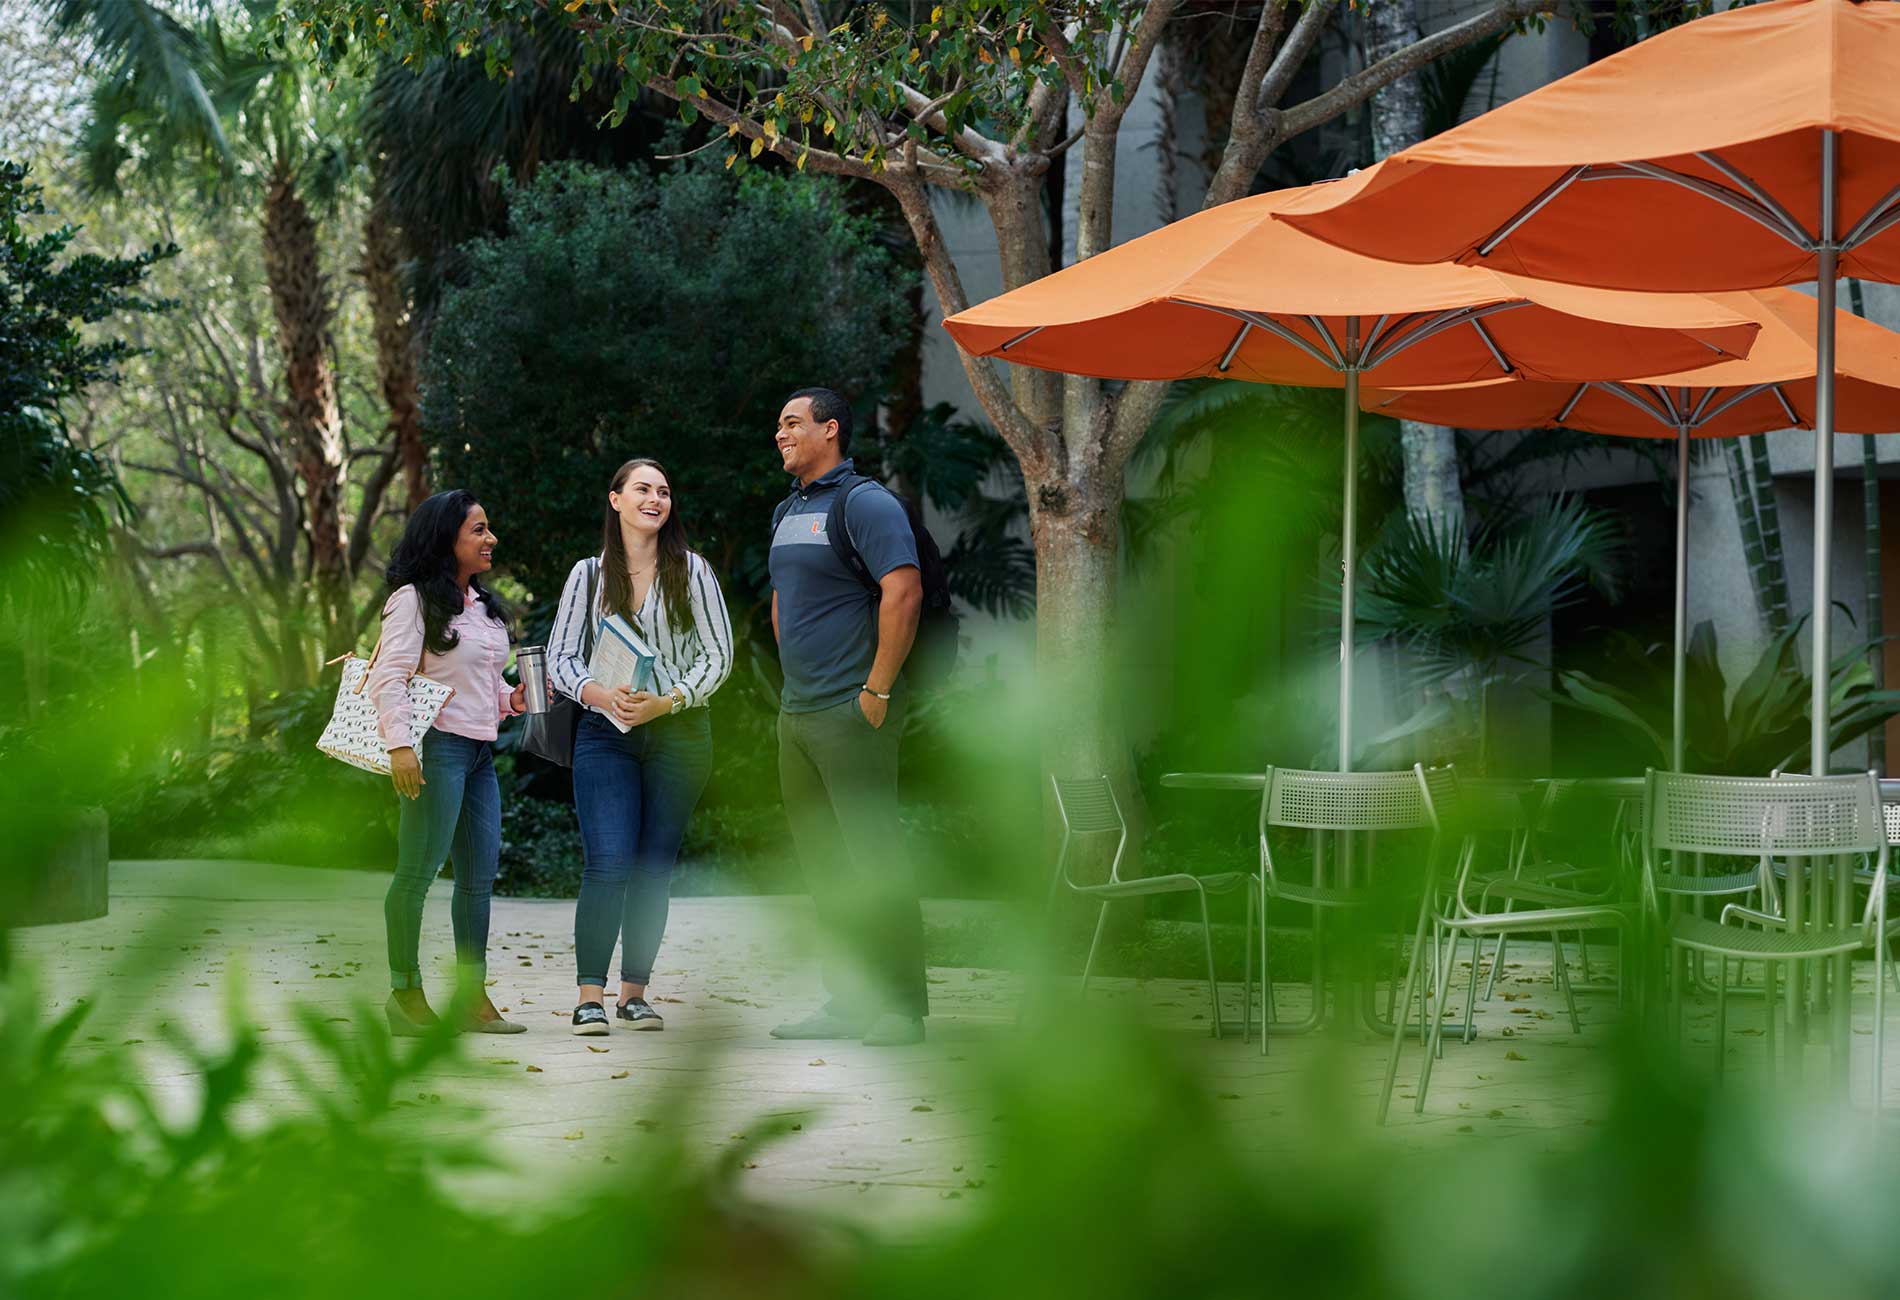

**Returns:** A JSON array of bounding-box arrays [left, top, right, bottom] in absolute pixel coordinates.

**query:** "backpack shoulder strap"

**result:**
[[826, 474, 881, 594], [582, 557, 600, 657]]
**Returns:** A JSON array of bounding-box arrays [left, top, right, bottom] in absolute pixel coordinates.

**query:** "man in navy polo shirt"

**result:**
[[766, 386, 927, 1047]]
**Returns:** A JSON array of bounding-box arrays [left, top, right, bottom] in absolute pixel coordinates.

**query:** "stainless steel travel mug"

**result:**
[[515, 645, 552, 714]]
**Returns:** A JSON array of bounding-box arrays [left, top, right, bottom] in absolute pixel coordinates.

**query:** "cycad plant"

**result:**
[[1350, 497, 1624, 772], [1551, 616, 1900, 775]]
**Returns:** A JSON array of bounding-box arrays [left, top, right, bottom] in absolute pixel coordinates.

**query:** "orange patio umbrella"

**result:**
[[942, 184, 1761, 771], [1366, 287, 1900, 768], [1281, 0, 1900, 774]]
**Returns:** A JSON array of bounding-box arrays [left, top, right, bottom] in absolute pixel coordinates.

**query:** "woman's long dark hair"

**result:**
[[385, 489, 508, 654], [601, 458, 696, 637]]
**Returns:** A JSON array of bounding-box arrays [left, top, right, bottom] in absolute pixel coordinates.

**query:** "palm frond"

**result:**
[[1418, 32, 1508, 136], [943, 531, 1035, 620], [53, 0, 229, 182]]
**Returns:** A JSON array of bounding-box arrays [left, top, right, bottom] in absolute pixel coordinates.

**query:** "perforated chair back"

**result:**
[[1263, 767, 1439, 834], [1773, 770, 1900, 859], [1646, 770, 1885, 859], [1052, 775, 1123, 836], [1050, 774, 1130, 890]]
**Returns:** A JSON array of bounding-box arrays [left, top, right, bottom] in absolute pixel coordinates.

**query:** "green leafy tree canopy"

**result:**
[[420, 157, 910, 618], [0, 159, 174, 620]]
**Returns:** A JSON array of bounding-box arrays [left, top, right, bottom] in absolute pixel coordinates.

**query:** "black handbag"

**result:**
[[518, 561, 597, 767]]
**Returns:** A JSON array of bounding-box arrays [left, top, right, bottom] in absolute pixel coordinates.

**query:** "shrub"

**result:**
[[421, 158, 910, 616]]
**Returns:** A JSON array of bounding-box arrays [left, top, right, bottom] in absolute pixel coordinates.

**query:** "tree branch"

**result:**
[[1015, 65, 1070, 155], [647, 74, 966, 186], [890, 178, 1046, 474], [1104, 378, 1172, 467], [134, 537, 220, 560], [1100, 0, 1177, 129], [1258, 0, 1338, 106], [1040, 21, 1094, 102], [347, 442, 402, 574], [1279, 0, 1541, 141], [1232, 0, 1292, 123]]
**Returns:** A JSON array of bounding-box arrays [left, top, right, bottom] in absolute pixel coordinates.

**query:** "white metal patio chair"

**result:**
[[1645, 770, 1890, 1096], [1255, 765, 1445, 1055], [1476, 777, 1636, 1002], [1379, 767, 1637, 1124], [1046, 775, 1258, 1039]]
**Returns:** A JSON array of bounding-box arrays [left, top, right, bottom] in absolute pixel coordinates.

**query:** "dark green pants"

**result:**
[[777, 694, 928, 1020]]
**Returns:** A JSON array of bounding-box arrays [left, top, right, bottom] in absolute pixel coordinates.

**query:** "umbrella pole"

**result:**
[[1811, 129, 1839, 777], [1340, 363, 1360, 775], [1673, 422, 1690, 772]]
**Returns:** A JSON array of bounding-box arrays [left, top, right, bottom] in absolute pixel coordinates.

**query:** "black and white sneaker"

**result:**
[[616, 998, 664, 1031], [571, 1001, 611, 1036]]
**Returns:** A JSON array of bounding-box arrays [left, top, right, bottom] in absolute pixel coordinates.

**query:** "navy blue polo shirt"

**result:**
[[769, 459, 919, 713]]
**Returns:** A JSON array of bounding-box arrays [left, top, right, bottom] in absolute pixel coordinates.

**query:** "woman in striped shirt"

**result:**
[[547, 458, 733, 1035]]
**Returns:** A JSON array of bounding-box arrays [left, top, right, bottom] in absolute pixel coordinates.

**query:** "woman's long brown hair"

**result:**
[[600, 458, 697, 637]]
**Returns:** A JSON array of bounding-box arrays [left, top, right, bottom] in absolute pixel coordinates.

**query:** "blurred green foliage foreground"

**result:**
[[4, 961, 1897, 1300]]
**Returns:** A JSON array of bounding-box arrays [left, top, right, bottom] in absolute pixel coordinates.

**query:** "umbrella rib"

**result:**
[[1596, 381, 1674, 428], [1843, 200, 1900, 255], [1688, 385, 1721, 423], [1556, 384, 1588, 423], [1592, 161, 1814, 250], [1306, 315, 1349, 369], [1476, 164, 1587, 256], [1843, 181, 1900, 250], [1693, 151, 1814, 248], [1216, 321, 1251, 372], [1469, 318, 1510, 373], [1359, 313, 1393, 360], [1699, 383, 1776, 425], [1210, 307, 1340, 371], [1770, 384, 1800, 426], [998, 326, 1044, 352], [1363, 302, 1525, 371]]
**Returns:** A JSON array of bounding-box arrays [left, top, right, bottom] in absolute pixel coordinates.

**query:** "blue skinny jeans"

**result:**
[[571, 707, 712, 988], [385, 728, 500, 992]]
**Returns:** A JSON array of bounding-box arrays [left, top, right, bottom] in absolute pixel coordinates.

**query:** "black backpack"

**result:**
[[771, 474, 960, 691]]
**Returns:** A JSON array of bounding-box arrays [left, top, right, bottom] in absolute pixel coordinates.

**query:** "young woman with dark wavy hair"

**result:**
[[547, 458, 733, 1035], [368, 489, 527, 1035]]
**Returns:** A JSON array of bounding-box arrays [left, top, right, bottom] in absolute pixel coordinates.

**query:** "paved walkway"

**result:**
[[21, 859, 1879, 1231]]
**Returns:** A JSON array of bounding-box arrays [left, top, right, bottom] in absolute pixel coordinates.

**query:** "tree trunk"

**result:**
[[363, 200, 428, 512], [1368, 0, 1466, 537], [262, 171, 349, 651], [1027, 467, 1140, 887], [987, 171, 1062, 430]]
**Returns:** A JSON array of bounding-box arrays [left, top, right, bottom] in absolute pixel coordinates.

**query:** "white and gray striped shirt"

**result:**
[[547, 553, 734, 713]]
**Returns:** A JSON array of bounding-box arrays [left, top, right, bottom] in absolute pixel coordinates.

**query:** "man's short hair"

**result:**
[[789, 386, 852, 456]]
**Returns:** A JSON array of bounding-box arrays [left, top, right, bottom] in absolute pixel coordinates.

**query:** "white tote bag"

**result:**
[[315, 636, 456, 776]]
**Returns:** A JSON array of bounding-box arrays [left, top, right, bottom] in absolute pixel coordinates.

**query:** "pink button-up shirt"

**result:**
[[367, 584, 518, 753]]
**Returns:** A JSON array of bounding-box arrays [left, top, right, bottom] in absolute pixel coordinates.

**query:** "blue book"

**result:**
[[586, 614, 659, 730]]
